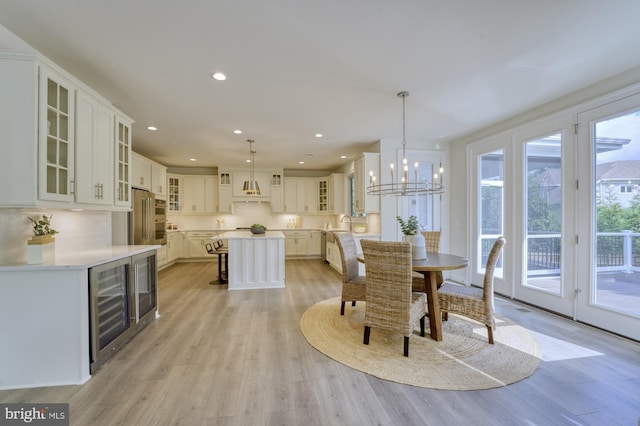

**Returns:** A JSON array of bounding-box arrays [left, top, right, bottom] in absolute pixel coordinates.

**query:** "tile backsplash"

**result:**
[[0, 209, 112, 264]]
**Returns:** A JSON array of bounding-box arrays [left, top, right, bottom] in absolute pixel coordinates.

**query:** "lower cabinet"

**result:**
[[326, 241, 342, 273], [284, 231, 310, 257]]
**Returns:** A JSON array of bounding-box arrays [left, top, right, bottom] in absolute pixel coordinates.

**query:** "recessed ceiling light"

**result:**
[[245, 159, 251, 163], [211, 72, 227, 81], [147, 126, 157, 131], [340, 155, 347, 159], [314, 133, 323, 138], [189, 158, 197, 162], [233, 129, 242, 134]]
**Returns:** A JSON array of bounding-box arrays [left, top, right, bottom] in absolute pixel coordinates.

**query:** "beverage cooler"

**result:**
[[89, 251, 157, 373]]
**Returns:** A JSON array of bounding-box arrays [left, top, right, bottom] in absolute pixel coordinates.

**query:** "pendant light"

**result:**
[[242, 139, 261, 195]]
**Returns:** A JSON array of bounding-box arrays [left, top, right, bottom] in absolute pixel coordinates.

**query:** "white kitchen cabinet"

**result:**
[[185, 231, 220, 258], [151, 161, 167, 199], [218, 171, 232, 213], [329, 173, 345, 214], [354, 152, 380, 214], [284, 177, 298, 213], [131, 152, 151, 190], [167, 174, 181, 212], [296, 178, 317, 213], [284, 230, 309, 257], [182, 175, 217, 213], [309, 230, 322, 256], [270, 172, 284, 212], [0, 52, 133, 210], [75, 91, 113, 206], [114, 115, 132, 208], [0, 54, 76, 207], [156, 245, 168, 269], [326, 241, 342, 273], [167, 231, 184, 262], [318, 178, 329, 213]]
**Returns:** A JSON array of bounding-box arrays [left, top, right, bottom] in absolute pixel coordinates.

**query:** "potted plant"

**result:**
[[396, 215, 419, 236], [396, 215, 427, 260], [250, 223, 266, 234], [27, 214, 58, 243], [26, 214, 58, 264]]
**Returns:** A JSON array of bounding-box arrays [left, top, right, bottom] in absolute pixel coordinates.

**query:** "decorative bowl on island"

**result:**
[[353, 225, 367, 233], [250, 224, 266, 234]]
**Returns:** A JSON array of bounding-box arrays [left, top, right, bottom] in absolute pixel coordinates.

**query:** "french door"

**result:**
[[512, 118, 576, 316], [576, 94, 640, 340]]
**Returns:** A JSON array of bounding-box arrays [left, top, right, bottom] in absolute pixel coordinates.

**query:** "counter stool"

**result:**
[[206, 240, 228, 285]]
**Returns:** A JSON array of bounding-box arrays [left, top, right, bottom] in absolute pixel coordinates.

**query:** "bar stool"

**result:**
[[206, 240, 228, 285]]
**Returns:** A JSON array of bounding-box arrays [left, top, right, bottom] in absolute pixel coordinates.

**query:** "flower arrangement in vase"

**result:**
[[396, 215, 419, 236]]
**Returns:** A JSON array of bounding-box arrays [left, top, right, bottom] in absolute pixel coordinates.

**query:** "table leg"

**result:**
[[424, 270, 443, 341]]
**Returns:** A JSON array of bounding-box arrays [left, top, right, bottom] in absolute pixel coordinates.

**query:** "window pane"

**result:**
[[479, 150, 504, 277]]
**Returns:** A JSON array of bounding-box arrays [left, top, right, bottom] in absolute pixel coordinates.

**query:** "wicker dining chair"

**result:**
[[361, 240, 427, 357], [335, 232, 367, 315], [437, 236, 506, 344], [412, 231, 443, 293]]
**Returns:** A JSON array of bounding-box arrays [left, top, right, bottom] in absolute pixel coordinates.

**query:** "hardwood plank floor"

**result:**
[[2, 259, 640, 425]]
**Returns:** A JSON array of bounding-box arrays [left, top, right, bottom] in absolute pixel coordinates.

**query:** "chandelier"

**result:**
[[367, 91, 446, 196], [242, 139, 260, 195]]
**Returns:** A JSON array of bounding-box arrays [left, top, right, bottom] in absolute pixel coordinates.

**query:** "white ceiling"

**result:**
[[2, 0, 640, 171]]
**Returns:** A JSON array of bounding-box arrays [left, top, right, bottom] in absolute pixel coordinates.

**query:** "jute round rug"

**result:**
[[300, 297, 542, 390]]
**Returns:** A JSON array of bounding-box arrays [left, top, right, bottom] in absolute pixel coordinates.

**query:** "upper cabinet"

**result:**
[[114, 115, 132, 207], [167, 174, 181, 212], [75, 91, 113, 206], [182, 175, 217, 213], [328, 173, 345, 214], [151, 161, 167, 199], [131, 152, 151, 191], [270, 172, 284, 213], [354, 152, 380, 214], [0, 52, 132, 210]]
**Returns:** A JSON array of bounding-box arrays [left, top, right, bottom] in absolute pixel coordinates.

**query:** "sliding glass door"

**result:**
[[577, 94, 640, 340]]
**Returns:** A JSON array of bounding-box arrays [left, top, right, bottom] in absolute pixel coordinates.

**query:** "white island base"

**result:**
[[221, 231, 285, 290]]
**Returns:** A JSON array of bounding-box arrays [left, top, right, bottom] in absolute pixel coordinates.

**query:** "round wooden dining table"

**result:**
[[412, 253, 468, 341], [356, 252, 468, 341]]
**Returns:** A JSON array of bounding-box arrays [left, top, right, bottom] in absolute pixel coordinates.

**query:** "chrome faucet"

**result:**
[[340, 215, 352, 231]]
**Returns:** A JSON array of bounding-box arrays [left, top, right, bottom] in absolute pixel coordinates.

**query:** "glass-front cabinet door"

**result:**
[[39, 67, 75, 202], [115, 116, 131, 207]]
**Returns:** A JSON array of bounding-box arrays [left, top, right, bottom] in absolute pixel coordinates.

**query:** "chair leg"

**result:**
[[403, 336, 409, 357], [363, 326, 370, 345], [487, 325, 494, 344], [340, 301, 346, 315], [420, 315, 425, 337], [351, 301, 356, 306]]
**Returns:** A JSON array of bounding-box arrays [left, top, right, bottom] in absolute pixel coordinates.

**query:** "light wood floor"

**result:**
[[2, 260, 640, 425]]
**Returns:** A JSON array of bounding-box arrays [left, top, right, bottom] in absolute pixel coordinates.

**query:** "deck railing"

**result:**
[[480, 231, 640, 276]]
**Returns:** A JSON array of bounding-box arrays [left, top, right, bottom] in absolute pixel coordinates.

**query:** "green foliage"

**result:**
[[396, 215, 419, 235], [27, 214, 58, 236]]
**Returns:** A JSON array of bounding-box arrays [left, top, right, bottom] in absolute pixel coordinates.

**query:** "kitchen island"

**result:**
[[220, 230, 285, 290], [0, 245, 159, 390]]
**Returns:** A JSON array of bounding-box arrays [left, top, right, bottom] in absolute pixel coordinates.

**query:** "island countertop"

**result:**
[[219, 230, 285, 239]]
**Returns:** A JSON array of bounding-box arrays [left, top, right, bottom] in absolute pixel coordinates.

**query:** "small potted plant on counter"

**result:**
[[26, 214, 58, 264], [250, 223, 266, 234]]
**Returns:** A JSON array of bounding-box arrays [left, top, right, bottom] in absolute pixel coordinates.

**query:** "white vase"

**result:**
[[27, 237, 55, 264], [403, 234, 427, 260]]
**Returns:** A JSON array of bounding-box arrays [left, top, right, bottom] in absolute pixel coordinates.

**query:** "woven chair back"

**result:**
[[335, 232, 361, 283]]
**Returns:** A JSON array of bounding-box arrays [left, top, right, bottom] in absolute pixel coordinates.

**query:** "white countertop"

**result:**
[[219, 230, 285, 239], [0, 245, 160, 271]]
